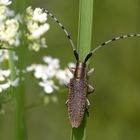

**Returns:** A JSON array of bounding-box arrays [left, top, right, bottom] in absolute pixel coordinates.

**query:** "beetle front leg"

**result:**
[[68, 66, 75, 74], [87, 68, 94, 76], [88, 84, 94, 93], [65, 83, 70, 88], [65, 99, 69, 107]]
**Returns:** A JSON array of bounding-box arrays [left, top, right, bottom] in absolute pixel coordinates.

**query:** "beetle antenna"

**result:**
[[43, 9, 79, 62], [84, 34, 140, 63]]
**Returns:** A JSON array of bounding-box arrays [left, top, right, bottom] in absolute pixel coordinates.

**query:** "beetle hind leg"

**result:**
[[85, 98, 90, 117]]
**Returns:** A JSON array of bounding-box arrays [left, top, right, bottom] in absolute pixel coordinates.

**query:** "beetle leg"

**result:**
[[65, 83, 70, 88], [68, 66, 75, 74], [86, 98, 90, 109], [88, 84, 94, 93], [87, 68, 94, 76], [65, 99, 69, 107], [86, 98, 90, 116]]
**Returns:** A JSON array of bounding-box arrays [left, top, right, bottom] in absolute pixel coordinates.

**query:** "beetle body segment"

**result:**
[[68, 78, 88, 128], [67, 62, 89, 128]]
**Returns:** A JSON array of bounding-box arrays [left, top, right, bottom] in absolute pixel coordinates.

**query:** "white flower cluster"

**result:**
[[0, 70, 19, 93], [0, 1, 73, 102], [0, 0, 19, 47], [0, 1, 50, 50], [27, 56, 74, 94], [0, 0, 11, 6], [0, 50, 19, 93], [26, 7, 50, 51]]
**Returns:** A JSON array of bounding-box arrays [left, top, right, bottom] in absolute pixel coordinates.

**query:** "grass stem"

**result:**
[[71, 0, 94, 140], [11, 1, 30, 140]]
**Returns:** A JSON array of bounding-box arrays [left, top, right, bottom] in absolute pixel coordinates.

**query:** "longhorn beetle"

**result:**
[[43, 9, 140, 128]]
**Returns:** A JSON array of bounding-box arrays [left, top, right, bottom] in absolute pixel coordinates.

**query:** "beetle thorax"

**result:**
[[74, 62, 87, 80]]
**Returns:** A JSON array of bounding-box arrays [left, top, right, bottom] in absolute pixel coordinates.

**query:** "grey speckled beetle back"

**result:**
[[43, 7, 140, 128]]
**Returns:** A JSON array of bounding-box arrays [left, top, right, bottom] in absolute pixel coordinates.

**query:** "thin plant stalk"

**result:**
[[71, 0, 94, 140], [11, 1, 30, 140], [8, 50, 28, 140]]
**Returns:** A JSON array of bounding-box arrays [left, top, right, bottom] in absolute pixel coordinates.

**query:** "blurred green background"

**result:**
[[1, 0, 140, 140]]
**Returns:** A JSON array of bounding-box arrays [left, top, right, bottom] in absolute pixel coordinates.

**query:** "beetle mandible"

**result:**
[[43, 8, 140, 128]]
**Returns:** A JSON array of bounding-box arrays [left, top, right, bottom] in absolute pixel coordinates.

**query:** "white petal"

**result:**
[[26, 64, 36, 72], [0, 87, 2, 92], [0, 75, 5, 81], [0, 0, 12, 6], [44, 85, 53, 94], [1, 70, 10, 77], [43, 56, 52, 64], [0, 83, 10, 89], [9, 78, 19, 87]]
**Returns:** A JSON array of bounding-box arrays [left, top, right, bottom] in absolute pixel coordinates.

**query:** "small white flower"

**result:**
[[26, 55, 74, 96], [0, 18, 19, 45], [0, 82, 10, 91], [0, 87, 2, 92], [1, 69, 10, 77], [31, 43, 40, 51], [68, 63, 76, 68], [43, 56, 52, 64], [51, 59, 60, 69], [40, 37, 47, 48], [26, 6, 33, 16], [0, 74, 5, 81], [7, 8, 14, 17], [0, 0, 12, 6], [26, 64, 37, 72], [0, 50, 9, 62], [39, 80, 56, 94], [31, 24, 49, 39], [8, 78, 19, 87], [55, 70, 68, 85], [33, 8, 47, 23], [26, 7, 50, 51], [0, 6, 7, 21]]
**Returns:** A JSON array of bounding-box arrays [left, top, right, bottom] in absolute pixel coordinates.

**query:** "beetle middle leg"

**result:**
[[85, 98, 90, 116], [88, 84, 94, 93]]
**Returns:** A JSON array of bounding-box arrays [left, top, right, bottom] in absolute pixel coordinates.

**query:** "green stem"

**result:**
[[8, 50, 28, 140], [71, 0, 94, 140], [8, 51, 16, 80], [11, 1, 30, 140]]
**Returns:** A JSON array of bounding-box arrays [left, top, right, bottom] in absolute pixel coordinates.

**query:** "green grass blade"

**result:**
[[70, 0, 94, 140], [77, 0, 94, 62]]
